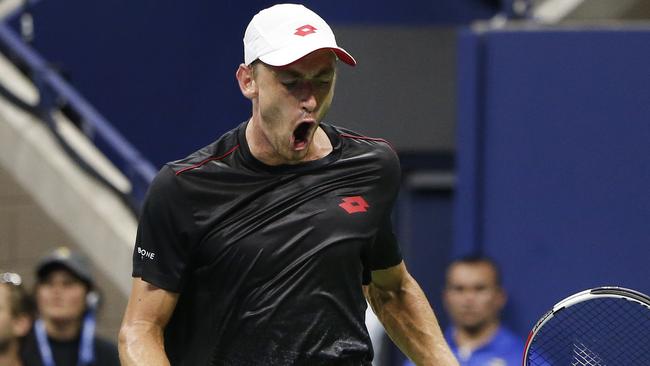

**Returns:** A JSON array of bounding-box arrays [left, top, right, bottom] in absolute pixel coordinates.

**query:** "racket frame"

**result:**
[[522, 286, 650, 366]]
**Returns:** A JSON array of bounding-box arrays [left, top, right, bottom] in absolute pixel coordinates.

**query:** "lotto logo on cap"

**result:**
[[294, 24, 317, 37], [243, 4, 356, 67]]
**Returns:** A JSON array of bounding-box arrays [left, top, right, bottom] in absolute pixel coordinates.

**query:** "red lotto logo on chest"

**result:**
[[339, 196, 369, 214]]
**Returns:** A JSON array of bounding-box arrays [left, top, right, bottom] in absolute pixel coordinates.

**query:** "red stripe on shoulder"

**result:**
[[339, 133, 395, 151], [175, 145, 240, 176]]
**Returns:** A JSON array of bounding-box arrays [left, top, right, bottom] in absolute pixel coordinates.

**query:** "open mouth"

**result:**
[[292, 121, 314, 150]]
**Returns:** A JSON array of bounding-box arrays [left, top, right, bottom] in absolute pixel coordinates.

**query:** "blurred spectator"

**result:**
[[0, 272, 33, 366], [405, 255, 523, 365], [20, 247, 119, 366]]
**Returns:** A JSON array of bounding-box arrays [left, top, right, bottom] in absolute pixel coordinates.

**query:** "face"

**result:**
[[0, 285, 14, 350], [0, 284, 30, 351], [36, 269, 88, 324], [239, 49, 337, 165], [443, 262, 506, 334]]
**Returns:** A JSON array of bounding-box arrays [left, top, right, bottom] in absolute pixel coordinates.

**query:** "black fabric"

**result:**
[[20, 329, 120, 366], [133, 121, 403, 365]]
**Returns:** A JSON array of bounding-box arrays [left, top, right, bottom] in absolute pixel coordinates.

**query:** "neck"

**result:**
[[306, 126, 332, 160], [43, 317, 82, 341], [0, 341, 22, 366], [245, 117, 280, 165], [453, 321, 500, 352]]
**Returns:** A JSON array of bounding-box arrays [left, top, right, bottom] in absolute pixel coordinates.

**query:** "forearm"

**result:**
[[367, 275, 458, 366], [118, 321, 171, 366]]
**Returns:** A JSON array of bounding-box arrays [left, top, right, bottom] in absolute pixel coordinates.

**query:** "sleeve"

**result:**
[[362, 214, 403, 285], [362, 145, 403, 284], [132, 165, 192, 293], [368, 214, 403, 270]]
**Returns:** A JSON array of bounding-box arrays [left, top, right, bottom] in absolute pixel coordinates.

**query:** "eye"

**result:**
[[475, 285, 490, 293], [317, 79, 332, 87], [281, 79, 298, 89], [449, 285, 464, 292]]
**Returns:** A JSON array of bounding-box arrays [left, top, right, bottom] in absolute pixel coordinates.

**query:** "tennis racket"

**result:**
[[522, 286, 650, 366]]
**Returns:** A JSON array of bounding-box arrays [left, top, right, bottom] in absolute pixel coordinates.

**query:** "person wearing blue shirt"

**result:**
[[404, 255, 523, 366]]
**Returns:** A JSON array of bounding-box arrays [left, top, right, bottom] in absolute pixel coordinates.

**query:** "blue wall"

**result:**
[[396, 185, 455, 364], [455, 26, 650, 337]]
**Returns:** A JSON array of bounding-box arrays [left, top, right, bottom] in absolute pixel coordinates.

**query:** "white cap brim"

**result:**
[[259, 46, 356, 67]]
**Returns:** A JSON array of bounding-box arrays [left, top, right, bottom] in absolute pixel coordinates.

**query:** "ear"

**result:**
[[13, 314, 32, 337], [495, 287, 508, 310], [236, 63, 257, 100]]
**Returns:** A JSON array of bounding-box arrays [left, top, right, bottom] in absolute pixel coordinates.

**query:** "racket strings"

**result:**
[[572, 341, 604, 366], [527, 297, 650, 365]]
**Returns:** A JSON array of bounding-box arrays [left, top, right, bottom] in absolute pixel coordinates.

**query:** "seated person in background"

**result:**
[[0, 272, 33, 366], [405, 255, 523, 366], [20, 247, 120, 366]]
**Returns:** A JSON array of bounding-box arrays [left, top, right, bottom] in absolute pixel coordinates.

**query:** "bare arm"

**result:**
[[365, 261, 458, 366], [118, 278, 179, 366]]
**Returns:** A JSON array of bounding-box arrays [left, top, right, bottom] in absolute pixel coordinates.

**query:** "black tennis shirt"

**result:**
[[133, 121, 403, 365]]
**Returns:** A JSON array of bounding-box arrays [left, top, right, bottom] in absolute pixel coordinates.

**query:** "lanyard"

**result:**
[[34, 312, 96, 366]]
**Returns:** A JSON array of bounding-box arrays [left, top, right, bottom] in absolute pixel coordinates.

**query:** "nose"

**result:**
[[299, 82, 318, 113], [456, 289, 477, 303]]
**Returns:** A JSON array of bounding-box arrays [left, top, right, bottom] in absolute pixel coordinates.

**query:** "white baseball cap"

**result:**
[[243, 4, 356, 67]]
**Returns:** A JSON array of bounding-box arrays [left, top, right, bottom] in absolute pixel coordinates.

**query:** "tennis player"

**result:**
[[119, 4, 458, 365]]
